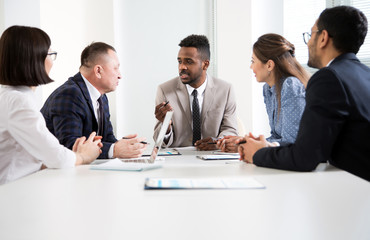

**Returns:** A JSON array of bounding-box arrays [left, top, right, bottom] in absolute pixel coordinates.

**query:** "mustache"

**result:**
[[179, 70, 189, 75]]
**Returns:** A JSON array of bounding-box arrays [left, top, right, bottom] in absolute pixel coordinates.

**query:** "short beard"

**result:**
[[307, 36, 321, 69], [182, 77, 200, 85], [307, 57, 320, 69]]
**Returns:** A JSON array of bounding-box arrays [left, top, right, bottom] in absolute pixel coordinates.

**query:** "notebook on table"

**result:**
[[90, 111, 173, 170]]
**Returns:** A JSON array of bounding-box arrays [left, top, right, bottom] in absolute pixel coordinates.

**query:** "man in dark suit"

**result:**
[[239, 6, 370, 181], [41, 42, 146, 159]]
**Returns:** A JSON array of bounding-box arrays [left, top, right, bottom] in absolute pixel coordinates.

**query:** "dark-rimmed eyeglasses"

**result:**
[[47, 51, 57, 61], [302, 30, 321, 45]]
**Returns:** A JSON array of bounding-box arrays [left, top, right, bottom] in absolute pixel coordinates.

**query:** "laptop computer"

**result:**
[[91, 111, 173, 166], [120, 111, 173, 164]]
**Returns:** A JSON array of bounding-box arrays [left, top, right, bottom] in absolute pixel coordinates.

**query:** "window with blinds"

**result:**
[[341, 0, 370, 67], [283, 0, 370, 70], [283, 0, 326, 73]]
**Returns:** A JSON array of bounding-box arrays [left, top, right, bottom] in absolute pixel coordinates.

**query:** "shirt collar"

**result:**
[[326, 58, 335, 67], [266, 83, 275, 94], [186, 75, 208, 96], [81, 73, 102, 102]]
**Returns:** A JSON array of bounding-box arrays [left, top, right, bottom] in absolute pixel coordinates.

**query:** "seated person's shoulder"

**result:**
[[51, 80, 83, 99], [212, 76, 230, 86], [283, 76, 303, 87], [159, 77, 180, 89], [5, 89, 34, 109], [282, 76, 305, 97], [211, 77, 234, 93]]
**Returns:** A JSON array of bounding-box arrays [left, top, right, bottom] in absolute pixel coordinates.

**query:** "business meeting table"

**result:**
[[0, 147, 369, 240]]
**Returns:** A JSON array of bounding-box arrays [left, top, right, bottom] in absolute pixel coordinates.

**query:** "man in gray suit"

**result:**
[[154, 35, 238, 150]]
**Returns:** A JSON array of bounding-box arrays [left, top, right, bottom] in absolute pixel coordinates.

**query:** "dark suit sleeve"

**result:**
[[47, 87, 87, 150], [44, 88, 115, 159], [253, 68, 350, 171]]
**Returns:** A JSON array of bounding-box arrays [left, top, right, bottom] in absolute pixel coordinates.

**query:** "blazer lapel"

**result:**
[[201, 75, 215, 126], [73, 73, 98, 126], [175, 79, 192, 127]]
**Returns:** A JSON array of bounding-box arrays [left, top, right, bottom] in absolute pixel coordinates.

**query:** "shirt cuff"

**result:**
[[163, 126, 173, 142], [108, 143, 115, 158]]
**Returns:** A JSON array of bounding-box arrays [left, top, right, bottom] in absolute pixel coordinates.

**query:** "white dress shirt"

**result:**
[[0, 86, 76, 185], [185, 76, 207, 115], [164, 77, 208, 141], [81, 75, 101, 122], [81, 74, 115, 158]]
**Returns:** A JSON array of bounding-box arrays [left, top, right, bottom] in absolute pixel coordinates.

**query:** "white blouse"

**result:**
[[0, 86, 75, 185]]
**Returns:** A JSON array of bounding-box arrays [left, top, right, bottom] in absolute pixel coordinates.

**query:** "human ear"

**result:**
[[267, 60, 275, 72], [202, 60, 210, 70], [94, 65, 102, 78], [319, 30, 330, 49]]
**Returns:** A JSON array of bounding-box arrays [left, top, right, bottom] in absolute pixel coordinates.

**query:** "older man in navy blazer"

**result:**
[[239, 6, 370, 181], [41, 42, 146, 159]]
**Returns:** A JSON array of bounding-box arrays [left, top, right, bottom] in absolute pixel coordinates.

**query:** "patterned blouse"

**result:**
[[263, 76, 306, 143]]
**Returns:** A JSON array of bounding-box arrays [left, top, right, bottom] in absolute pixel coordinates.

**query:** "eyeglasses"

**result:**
[[302, 30, 321, 45], [47, 51, 57, 61]]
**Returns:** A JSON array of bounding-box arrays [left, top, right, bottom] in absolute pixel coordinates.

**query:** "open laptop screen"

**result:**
[[148, 111, 173, 163]]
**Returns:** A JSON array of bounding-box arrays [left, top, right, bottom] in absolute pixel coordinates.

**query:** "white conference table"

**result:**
[[0, 148, 369, 240]]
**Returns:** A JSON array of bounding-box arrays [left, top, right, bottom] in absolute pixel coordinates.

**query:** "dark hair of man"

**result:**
[[179, 34, 210, 61], [0, 25, 53, 86], [80, 42, 116, 68], [253, 33, 310, 118], [317, 5, 368, 54]]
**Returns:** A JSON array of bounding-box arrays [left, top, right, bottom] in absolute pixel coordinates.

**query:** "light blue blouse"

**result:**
[[263, 76, 306, 143]]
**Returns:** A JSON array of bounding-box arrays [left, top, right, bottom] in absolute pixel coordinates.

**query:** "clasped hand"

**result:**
[[238, 133, 270, 163]]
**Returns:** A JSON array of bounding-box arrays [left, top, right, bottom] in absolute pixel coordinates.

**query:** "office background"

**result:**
[[0, 0, 368, 143]]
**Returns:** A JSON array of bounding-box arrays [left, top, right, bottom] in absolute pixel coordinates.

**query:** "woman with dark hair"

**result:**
[[218, 33, 309, 152], [0, 26, 102, 185], [251, 33, 309, 145]]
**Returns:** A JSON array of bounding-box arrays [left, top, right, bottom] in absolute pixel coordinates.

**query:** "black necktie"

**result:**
[[97, 96, 104, 136], [192, 89, 201, 145]]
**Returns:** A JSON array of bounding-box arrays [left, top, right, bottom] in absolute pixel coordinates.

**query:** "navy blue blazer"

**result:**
[[253, 53, 370, 181], [41, 73, 117, 159]]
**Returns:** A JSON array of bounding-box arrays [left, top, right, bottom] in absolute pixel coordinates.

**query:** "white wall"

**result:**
[[216, 0, 253, 135], [0, 0, 44, 106], [251, 0, 284, 136], [216, 0, 283, 137], [39, 0, 116, 130], [0, 0, 284, 142], [0, 0, 5, 30], [113, 0, 214, 141], [2, 0, 40, 27]]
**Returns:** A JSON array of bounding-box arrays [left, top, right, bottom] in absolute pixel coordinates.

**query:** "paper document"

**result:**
[[144, 177, 265, 189], [90, 159, 163, 171], [143, 148, 181, 156], [173, 146, 197, 151], [197, 154, 240, 160], [212, 151, 239, 155]]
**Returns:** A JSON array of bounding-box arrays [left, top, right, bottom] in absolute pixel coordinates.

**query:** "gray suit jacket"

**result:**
[[154, 75, 238, 147]]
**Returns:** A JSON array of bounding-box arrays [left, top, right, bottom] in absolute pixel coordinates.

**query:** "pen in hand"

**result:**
[[207, 137, 221, 144], [159, 101, 169, 110], [122, 137, 149, 145], [235, 140, 247, 145]]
